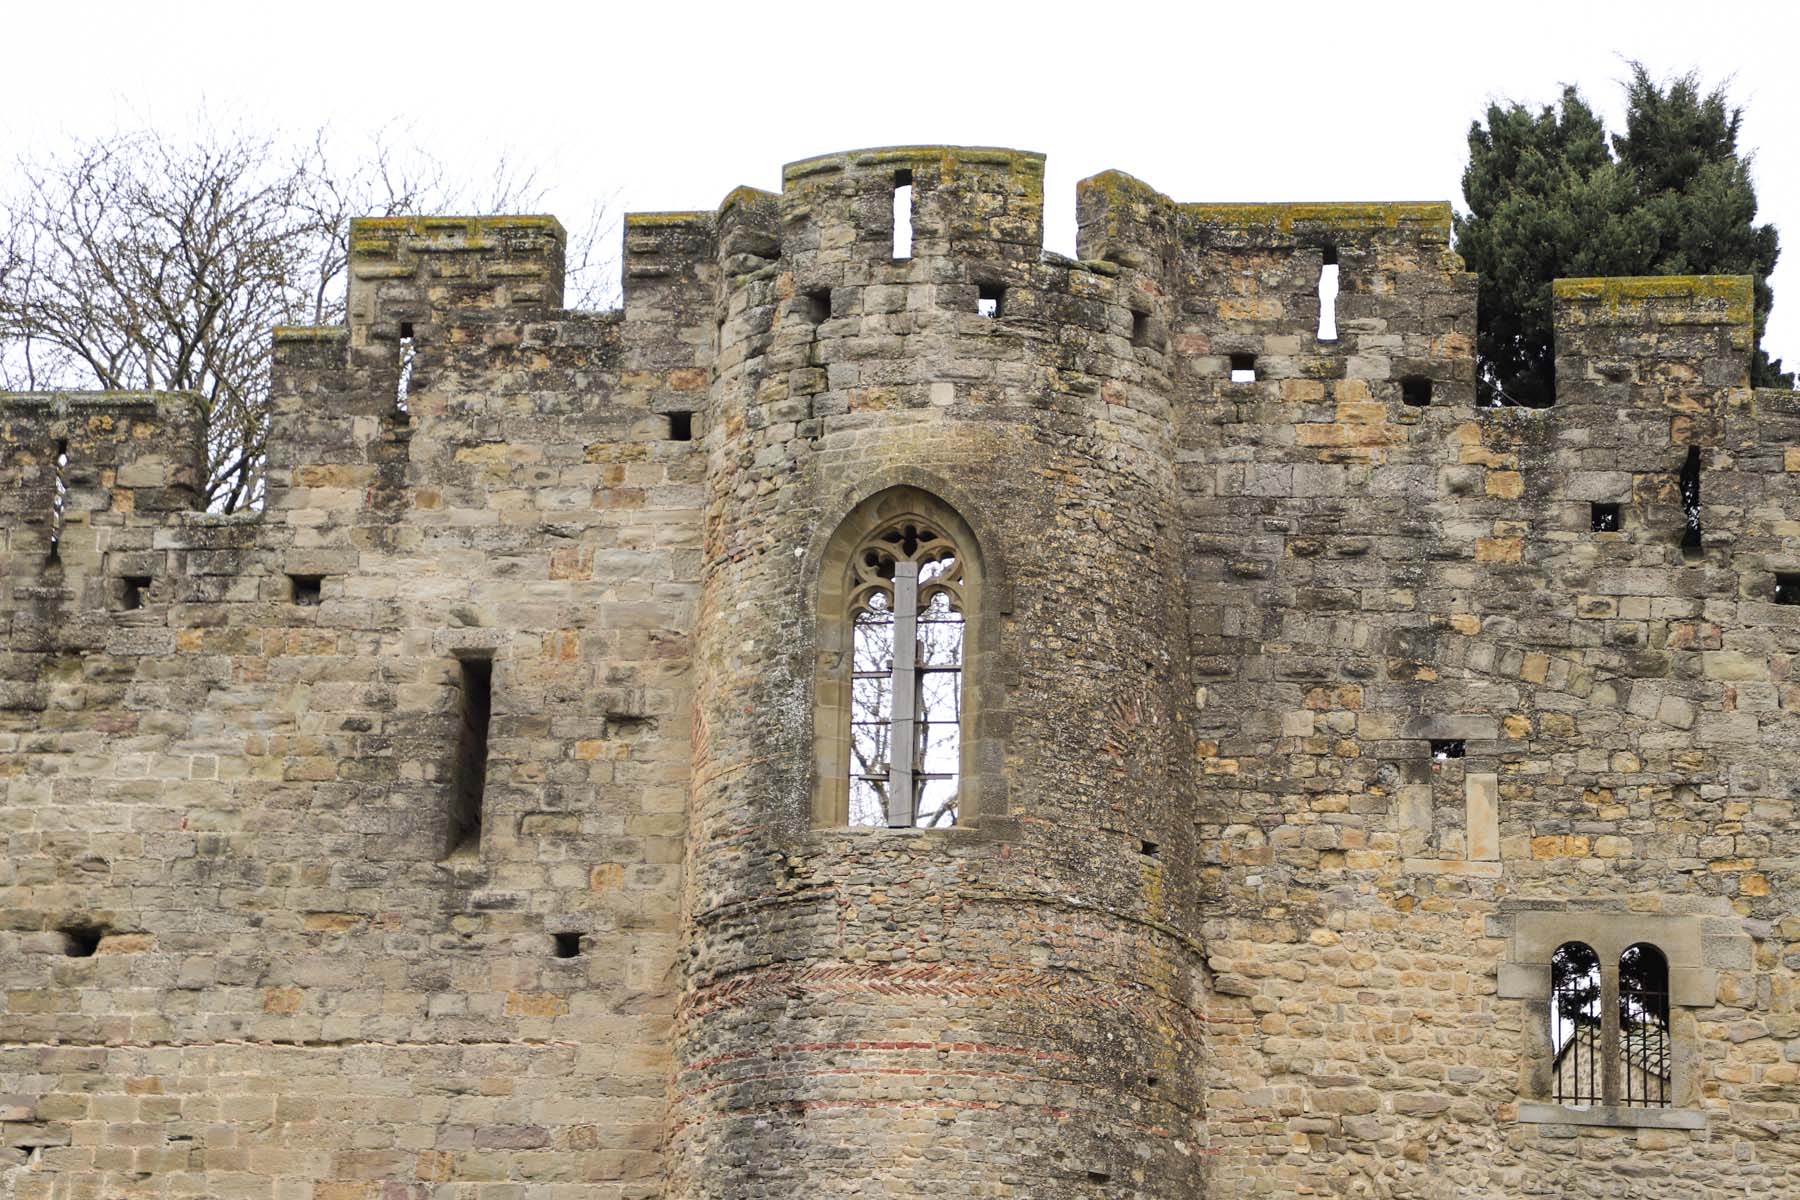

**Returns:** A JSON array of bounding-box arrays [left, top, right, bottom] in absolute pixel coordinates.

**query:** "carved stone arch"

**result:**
[[801, 466, 1010, 607], [810, 482, 1004, 828]]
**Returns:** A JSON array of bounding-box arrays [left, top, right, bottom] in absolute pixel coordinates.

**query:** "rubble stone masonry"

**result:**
[[1, 147, 1796, 1198]]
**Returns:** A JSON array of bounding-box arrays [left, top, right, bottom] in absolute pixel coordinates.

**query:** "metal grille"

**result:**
[[1620, 982, 1671, 1108], [1552, 969, 1603, 1105]]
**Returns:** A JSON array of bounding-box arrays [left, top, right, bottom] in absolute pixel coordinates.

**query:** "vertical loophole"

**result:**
[[396, 322, 416, 415], [1317, 244, 1339, 342], [1679, 446, 1702, 560], [48, 438, 69, 561], [449, 655, 493, 856], [892, 169, 914, 261]]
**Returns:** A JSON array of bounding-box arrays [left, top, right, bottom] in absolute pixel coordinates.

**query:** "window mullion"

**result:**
[[1601, 964, 1622, 1106], [888, 561, 919, 826]]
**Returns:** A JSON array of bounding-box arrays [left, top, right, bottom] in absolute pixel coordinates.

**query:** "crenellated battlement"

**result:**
[[1, 146, 1795, 1200]]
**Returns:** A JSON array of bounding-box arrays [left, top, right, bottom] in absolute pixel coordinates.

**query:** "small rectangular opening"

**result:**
[[667, 411, 694, 442], [1140, 839, 1159, 858], [552, 931, 583, 959], [1776, 573, 1800, 605], [1229, 353, 1257, 383], [60, 925, 103, 957], [1086, 1170, 1111, 1184], [803, 286, 831, 325], [1400, 376, 1432, 407], [448, 655, 493, 856], [120, 575, 152, 611], [892, 169, 914, 260], [1130, 310, 1151, 347], [1590, 503, 1622, 533], [289, 574, 324, 606], [1430, 739, 1465, 761], [977, 283, 1004, 319]]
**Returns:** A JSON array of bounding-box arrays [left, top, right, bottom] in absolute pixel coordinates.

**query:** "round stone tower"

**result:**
[[675, 147, 1204, 1197]]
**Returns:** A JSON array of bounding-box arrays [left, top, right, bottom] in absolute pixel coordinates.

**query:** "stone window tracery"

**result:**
[[814, 487, 989, 829], [847, 520, 965, 827]]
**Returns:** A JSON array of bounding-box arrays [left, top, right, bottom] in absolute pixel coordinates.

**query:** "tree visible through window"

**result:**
[[1551, 939, 1671, 1107], [847, 520, 964, 828]]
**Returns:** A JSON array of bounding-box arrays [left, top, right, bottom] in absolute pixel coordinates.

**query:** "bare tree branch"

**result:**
[[1, 121, 620, 512]]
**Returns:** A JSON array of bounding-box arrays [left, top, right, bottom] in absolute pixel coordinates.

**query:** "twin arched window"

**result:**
[[815, 490, 982, 829], [1551, 940, 1670, 1107]]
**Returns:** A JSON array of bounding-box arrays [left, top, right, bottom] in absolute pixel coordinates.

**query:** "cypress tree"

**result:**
[[1456, 65, 1789, 406]]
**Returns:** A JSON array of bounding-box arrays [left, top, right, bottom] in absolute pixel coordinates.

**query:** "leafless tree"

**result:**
[[0, 122, 617, 513]]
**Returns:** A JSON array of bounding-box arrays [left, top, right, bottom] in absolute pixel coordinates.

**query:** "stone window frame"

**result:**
[[1496, 909, 1740, 1130], [810, 484, 1001, 830]]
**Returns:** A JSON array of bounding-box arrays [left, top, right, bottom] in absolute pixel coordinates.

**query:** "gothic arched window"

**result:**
[[814, 489, 987, 829], [847, 519, 965, 827]]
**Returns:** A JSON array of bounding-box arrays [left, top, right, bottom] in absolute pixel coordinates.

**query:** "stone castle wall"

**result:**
[[1, 146, 1796, 1199]]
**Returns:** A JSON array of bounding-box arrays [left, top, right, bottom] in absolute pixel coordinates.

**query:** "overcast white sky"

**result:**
[[9, 0, 1798, 365]]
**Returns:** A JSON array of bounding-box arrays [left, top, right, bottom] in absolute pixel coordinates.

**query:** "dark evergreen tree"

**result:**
[[1456, 66, 1789, 406]]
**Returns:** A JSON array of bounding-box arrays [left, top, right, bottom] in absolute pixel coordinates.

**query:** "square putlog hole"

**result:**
[[1776, 573, 1800, 605], [1430, 739, 1465, 761], [1590, 503, 1622, 533], [119, 575, 152, 611], [977, 283, 1005, 319], [1400, 376, 1432, 407], [289, 574, 324, 606], [552, 932, 583, 959], [667, 412, 694, 442], [1229, 353, 1257, 383]]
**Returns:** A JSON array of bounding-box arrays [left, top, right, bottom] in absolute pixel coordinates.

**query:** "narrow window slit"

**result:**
[[892, 169, 914, 260], [552, 932, 583, 959], [1401, 377, 1432, 407], [1229, 353, 1257, 383], [1775, 573, 1800, 605], [48, 438, 69, 561], [396, 322, 416, 415], [448, 655, 493, 856], [1590, 503, 1622, 533], [120, 575, 152, 611], [288, 574, 323, 606], [1679, 446, 1702, 559], [977, 283, 1004, 319], [667, 411, 694, 441], [1430, 739, 1465, 761], [1317, 244, 1339, 341]]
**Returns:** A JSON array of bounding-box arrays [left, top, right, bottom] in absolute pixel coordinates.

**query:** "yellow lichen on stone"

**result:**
[[1180, 201, 1452, 236]]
